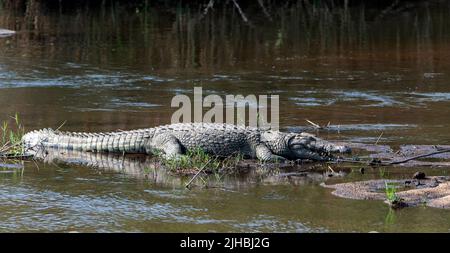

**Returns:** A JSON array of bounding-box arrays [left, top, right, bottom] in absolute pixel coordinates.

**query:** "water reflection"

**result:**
[[32, 148, 337, 188], [1, 1, 450, 73]]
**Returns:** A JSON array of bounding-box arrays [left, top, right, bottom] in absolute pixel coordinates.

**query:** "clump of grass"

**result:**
[[157, 148, 246, 187], [159, 148, 219, 173], [220, 153, 245, 172], [385, 182, 398, 203], [385, 181, 407, 209], [0, 114, 25, 157], [159, 147, 230, 174], [379, 168, 389, 178]]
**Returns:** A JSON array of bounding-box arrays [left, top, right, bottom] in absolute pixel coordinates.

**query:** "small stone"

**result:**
[[413, 171, 426, 180], [389, 199, 408, 209], [369, 158, 382, 165]]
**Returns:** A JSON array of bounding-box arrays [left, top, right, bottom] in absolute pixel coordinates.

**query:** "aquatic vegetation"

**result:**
[[157, 147, 247, 187], [0, 114, 26, 177], [384, 181, 409, 209], [142, 167, 151, 174], [0, 113, 25, 157], [159, 147, 219, 173], [379, 168, 389, 178], [384, 208, 396, 225], [158, 147, 245, 175], [384, 182, 399, 203]]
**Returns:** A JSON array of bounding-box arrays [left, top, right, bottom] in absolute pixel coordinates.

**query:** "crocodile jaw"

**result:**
[[287, 133, 351, 160]]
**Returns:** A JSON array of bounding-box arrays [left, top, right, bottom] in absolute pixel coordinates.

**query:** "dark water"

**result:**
[[1, 1, 450, 232]]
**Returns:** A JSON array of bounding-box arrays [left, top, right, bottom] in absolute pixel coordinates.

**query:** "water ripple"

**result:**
[[232, 214, 325, 233], [0, 185, 220, 232]]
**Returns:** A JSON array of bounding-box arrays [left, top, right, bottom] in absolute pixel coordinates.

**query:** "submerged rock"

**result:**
[[413, 171, 426, 180], [322, 176, 450, 209]]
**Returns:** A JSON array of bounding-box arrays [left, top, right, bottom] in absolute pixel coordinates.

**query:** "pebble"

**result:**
[[413, 171, 426, 180]]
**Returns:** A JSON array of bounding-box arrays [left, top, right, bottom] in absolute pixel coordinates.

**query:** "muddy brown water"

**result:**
[[1, 2, 450, 232]]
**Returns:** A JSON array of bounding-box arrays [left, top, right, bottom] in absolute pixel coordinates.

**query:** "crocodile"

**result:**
[[22, 123, 351, 162]]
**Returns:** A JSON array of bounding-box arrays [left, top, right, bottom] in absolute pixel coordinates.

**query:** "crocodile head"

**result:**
[[262, 131, 351, 161]]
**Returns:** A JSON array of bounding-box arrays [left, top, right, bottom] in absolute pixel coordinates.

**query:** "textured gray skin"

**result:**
[[22, 123, 351, 162]]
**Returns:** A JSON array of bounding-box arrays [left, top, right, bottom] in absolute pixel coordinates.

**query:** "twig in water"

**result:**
[[0, 141, 11, 153], [185, 160, 212, 189], [31, 158, 40, 171], [388, 149, 450, 165], [0, 153, 33, 159], [231, 0, 248, 23], [306, 119, 323, 129], [327, 166, 335, 173], [257, 0, 272, 21], [55, 120, 67, 131], [121, 151, 126, 171], [328, 158, 367, 165], [375, 132, 384, 145]]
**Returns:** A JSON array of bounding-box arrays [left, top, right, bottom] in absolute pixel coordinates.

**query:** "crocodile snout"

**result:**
[[313, 141, 352, 155]]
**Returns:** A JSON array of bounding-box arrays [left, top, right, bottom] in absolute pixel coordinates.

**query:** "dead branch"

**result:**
[[185, 159, 212, 189], [257, 0, 272, 21], [331, 148, 450, 167], [231, 0, 248, 23], [388, 149, 450, 165], [375, 132, 383, 145], [305, 119, 323, 129]]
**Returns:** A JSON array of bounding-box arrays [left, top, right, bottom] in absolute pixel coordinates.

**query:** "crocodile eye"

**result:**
[[290, 144, 304, 150]]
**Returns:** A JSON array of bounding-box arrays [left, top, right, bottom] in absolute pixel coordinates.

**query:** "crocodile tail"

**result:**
[[22, 128, 55, 151], [22, 128, 154, 154]]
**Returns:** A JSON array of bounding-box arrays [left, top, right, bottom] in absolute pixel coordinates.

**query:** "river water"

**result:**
[[1, 1, 450, 232]]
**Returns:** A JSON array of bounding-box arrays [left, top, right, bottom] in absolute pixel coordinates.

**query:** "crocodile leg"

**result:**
[[148, 133, 184, 159], [256, 144, 287, 163]]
